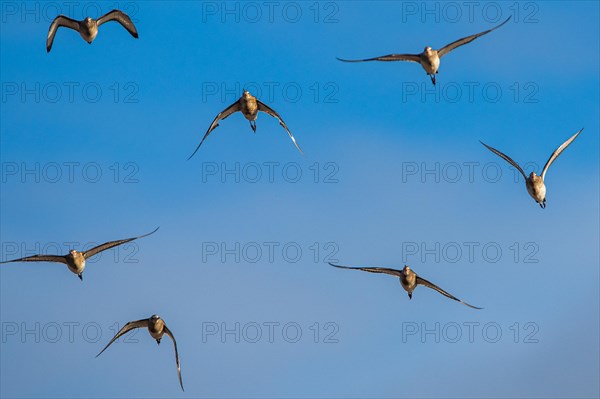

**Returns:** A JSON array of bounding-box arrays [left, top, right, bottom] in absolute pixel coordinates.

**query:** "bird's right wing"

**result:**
[[47, 15, 80, 52], [0, 254, 68, 265], [337, 54, 421, 63], [480, 140, 527, 180], [188, 100, 241, 160], [95, 318, 148, 357], [328, 263, 403, 277]]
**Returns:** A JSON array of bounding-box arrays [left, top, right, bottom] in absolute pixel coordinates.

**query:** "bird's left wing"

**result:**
[[97, 9, 139, 38], [416, 276, 482, 309], [163, 325, 184, 391], [82, 227, 159, 259], [437, 16, 511, 58], [541, 128, 583, 180], [257, 100, 303, 155]]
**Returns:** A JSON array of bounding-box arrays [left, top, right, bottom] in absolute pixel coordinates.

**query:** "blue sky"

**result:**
[[1, 1, 598, 398]]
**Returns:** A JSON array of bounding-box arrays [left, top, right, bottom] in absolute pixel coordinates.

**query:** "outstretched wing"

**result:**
[[328, 263, 403, 277], [95, 318, 148, 357], [82, 227, 159, 260], [163, 325, 184, 391], [47, 15, 80, 52], [97, 9, 139, 38], [337, 54, 421, 63], [188, 100, 241, 159], [437, 16, 511, 58], [257, 100, 303, 155], [480, 140, 527, 180], [1, 254, 67, 265], [416, 276, 482, 309], [541, 128, 583, 180]]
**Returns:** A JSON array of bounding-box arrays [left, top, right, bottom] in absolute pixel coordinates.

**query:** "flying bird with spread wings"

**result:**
[[480, 128, 583, 208], [329, 263, 482, 309], [46, 9, 138, 52], [0, 227, 159, 280], [188, 90, 303, 159], [96, 315, 184, 391], [337, 16, 511, 85]]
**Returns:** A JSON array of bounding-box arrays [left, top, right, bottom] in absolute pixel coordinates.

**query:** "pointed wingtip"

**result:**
[[187, 143, 203, 161], [496, 15, 512, 28], [142, 226, 160, 237]]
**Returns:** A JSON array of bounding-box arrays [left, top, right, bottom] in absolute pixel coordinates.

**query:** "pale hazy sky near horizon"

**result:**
[[1, 1, 599, 398]]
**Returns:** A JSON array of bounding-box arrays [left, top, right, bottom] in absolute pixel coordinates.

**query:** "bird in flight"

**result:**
[[46, 9, 138, 52], [96, 314, 184, 391], [337, 16, 511, 85], [480, 128, 583, 208], [0, 227, 159, 280], [188, 90, 303, 159], [329, 263, 482, 309]]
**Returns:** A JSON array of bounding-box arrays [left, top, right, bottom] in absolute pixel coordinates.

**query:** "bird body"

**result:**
[[399, 266, 418, 298], [240, 91, 259, 123], [148, 316, 166, 342], [420, 47, 440, 75], [65, 250, 86, 277], [526, 173, 547, 206], [78, 17, 99, 43]]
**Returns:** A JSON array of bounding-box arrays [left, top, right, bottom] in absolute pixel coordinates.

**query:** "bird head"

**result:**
[[424, 46, 433, 53], [402, 265, 411, 274]]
